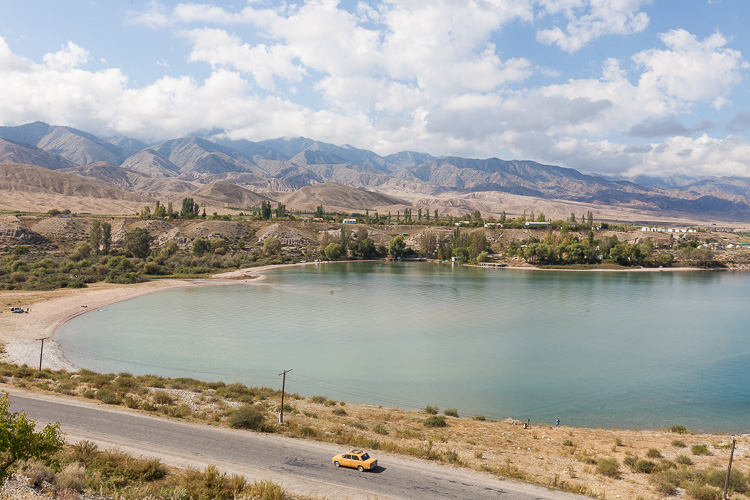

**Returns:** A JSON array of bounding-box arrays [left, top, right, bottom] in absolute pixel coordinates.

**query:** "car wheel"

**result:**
[[358, 465, 364, 472], [334, 461, 340, 467]]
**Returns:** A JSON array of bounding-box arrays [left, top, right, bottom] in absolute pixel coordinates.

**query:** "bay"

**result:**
[[56, 262, 750, 432]]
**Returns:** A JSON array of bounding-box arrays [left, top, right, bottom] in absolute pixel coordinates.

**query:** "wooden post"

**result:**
[[36, 337, 50, 371], [278, 369, 292, 425], [724, 436, 736, 500]]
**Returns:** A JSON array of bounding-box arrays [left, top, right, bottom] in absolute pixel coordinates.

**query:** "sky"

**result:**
[[2, 0, 750, 179]]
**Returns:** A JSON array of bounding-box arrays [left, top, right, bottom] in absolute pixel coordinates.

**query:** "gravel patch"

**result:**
[[1, 341, 78, 372]]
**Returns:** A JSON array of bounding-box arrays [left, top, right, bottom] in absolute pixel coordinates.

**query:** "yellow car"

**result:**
[[332, 449, 378, 472]]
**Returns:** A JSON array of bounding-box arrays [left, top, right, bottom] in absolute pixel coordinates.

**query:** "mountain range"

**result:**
[[1, 121, 749, 225]]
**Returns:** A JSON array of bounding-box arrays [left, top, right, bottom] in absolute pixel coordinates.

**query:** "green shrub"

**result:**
[[298, 426, 318, 438], [562, 439, 575, 447], [646, 448, 662, 458], [691, 444, 711, 456], [697, 467, 747, 493], [166, 404, 191, 418], [596, 458, 620, 478], [472, 415, 485, 421], [685, 483, 721, 500], [672, 439, 686, 447], [649, 474, 677, 496], [670, 425, 692, 434], [152, 390, 174, 405], [70, 440, 98, 465], [675, 454, 694, 465], [634, 459, 657, 474], [331, 408, 347, 416], [443, 408, 459, 417], [229, 405, 265, 430], [96, 389, 122, 405], [248, 479, 285, 500], [423, 415, 448, 428], [424, 405, 438, 415], [310, 395, 327, 404]]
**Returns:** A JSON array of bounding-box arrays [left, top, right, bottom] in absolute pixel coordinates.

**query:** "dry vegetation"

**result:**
[[1, 364, 747, 500]]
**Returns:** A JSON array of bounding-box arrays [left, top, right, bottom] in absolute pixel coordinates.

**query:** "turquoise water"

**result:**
[[57, 263, 750, 432]]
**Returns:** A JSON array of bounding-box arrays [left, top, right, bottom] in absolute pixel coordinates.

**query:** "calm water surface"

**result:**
[[57, 263, 750, 432]]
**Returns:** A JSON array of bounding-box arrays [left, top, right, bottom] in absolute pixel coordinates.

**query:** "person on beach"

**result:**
[[556, 418, 560, 427]]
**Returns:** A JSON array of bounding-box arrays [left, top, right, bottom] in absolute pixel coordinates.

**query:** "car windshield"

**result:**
[[360, 453, 370, 460]]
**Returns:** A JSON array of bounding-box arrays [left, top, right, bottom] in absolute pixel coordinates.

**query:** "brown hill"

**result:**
[[280, 182, 406, 211], [62, 162, 196, 195], [190, 181, 275, 208], [0, 163, 152, 214], [0, 138, 77, 170]]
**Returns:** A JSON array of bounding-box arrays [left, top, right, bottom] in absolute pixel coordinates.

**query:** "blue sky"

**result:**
[[2, 1, 750, 178]]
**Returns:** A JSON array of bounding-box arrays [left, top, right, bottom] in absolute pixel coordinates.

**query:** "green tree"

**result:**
[[388, 235, 406, 258], [192, 238, 211, 256], [468, 231, 487, 260], [263, 237, 282, 255], [101, 222, 112, 254], [314, 205, 324, 218], [275, 203, 287, 218], [260, 200, 272, 220], [359, 238, 376, 259], [420, 231, 438, 257], [0, 392, 64, 484], [324, 243, 343, 260], [89, 221, 102, 255], [122, 228, 152, 259], [181, 198, 196, 218], [340, 226, 351, 258]]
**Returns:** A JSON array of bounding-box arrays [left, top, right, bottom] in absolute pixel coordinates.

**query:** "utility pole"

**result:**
[[724, 436, 737, 500], [278, 369, 292, 425], [36, 337, 50, 371]]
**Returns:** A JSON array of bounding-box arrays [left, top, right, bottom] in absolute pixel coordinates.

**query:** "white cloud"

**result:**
[[42, 41, 89, 71], [184, 28, 305, 89], [633, 29, 748, 107], [627, 134, 750, 177], [536, 0, 650, 52], [127, 0, 172, 28], [0, 37, 27, 71]]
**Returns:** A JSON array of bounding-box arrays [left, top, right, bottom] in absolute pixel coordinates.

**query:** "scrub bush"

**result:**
[[691, 444, 711, 456], [596, 458, 621, 478], [228, 405, 265, 430], [423, 415, 448, 428]]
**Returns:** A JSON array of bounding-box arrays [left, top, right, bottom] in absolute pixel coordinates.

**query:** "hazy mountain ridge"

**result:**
[[0, 121, 749, 221]]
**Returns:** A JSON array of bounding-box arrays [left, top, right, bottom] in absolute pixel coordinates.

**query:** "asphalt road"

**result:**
[[7, 388, 586, 500]]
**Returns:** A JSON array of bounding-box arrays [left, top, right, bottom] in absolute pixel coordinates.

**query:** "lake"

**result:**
[[56, 262, 750, 432]]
